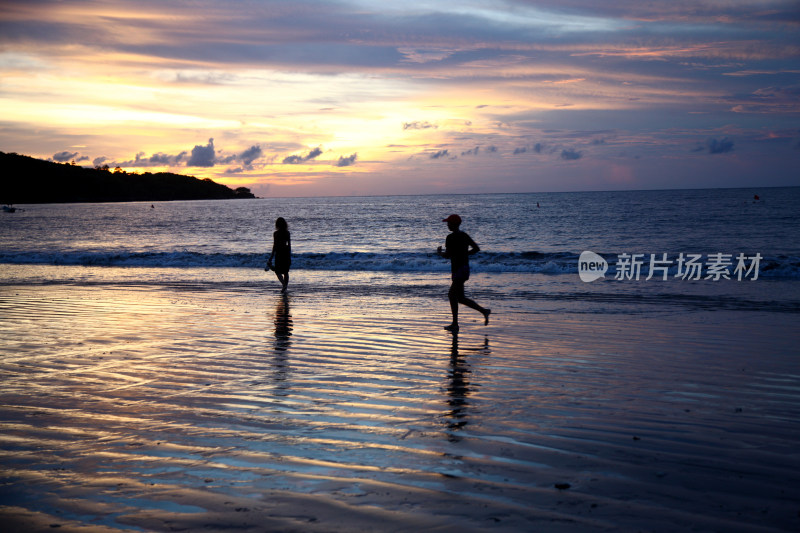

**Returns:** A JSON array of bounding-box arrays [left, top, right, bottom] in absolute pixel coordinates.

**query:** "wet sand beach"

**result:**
[[1, 267, 799, 532]]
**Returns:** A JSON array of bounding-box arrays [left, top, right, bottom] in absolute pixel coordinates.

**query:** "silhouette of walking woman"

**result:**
[[266, 217, 291, 292]]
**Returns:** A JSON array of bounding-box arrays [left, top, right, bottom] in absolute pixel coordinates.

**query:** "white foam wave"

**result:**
[[0, 250, 797, 278]]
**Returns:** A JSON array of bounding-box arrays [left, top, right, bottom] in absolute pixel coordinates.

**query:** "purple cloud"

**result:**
[[404, 121, 437, 130], [52, 151, 78, 162], [188, 138, 216, 167], [337, 153, 358, 167], [707, 137, 734, 154], [283, 146, 323, 164]]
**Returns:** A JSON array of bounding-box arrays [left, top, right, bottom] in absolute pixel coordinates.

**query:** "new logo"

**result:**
[[579, 251, 607, 282]]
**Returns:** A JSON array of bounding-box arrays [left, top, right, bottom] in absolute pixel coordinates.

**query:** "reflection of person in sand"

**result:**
[[271, 294, 293, 392], [444, 334, 490, 441], [266, 217, 291, 292], [437, 214, 491, 332], [445, 333, 470, 440], [273, 294, 293, 352]]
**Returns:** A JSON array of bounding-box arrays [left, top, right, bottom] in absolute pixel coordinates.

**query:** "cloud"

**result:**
[[398, 47, 460, 64], [52, 150, 78, 162], [283, 146, 323, 164], [544, 77, 586, 85], [403, 121, 438, 130], [188, 138, 216, 167], [514, 143, 544, 155], [337, 153, 358, 167], [218, 145, 262, 169], [461, 145, 497, 156], [149, 152, 188, 165], [282, 155, 304, 164], [240, 145, 262, 166], [147, 153, 172, 164], [730, 86, 800, 114], [2, 1, 800, 195], [706, 137, 734, 154], [114, 150, 188, 168], [308, 146, 324, 160]]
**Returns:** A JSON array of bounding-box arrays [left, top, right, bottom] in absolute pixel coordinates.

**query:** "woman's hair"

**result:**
[[275, 217, 288, 230]]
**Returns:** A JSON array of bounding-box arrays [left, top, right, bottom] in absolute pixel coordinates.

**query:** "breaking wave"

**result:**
[[1, 250, 797, 278]]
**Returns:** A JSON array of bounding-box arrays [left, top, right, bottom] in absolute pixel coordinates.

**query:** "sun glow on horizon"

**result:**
[[1, 0, 798, 196]]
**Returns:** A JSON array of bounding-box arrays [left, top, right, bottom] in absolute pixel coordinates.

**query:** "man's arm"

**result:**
[[437, 233, 452, 258], [467, 235, 480, 255]]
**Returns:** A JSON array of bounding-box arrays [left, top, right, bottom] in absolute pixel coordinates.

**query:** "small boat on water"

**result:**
[[3, 205, 17, 213]]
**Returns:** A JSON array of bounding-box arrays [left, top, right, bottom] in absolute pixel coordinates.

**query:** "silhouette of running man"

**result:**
[[437, 214, 490, 331]]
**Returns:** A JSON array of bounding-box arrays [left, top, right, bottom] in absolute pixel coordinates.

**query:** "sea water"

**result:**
[[1, 187, 799, 316], [2, 187, 800, 531]]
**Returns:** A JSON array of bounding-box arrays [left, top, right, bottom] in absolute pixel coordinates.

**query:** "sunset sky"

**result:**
[[1, 0, 799, 197]]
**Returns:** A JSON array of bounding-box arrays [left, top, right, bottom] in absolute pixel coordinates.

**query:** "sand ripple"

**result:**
[[1, 282, 799, 532]]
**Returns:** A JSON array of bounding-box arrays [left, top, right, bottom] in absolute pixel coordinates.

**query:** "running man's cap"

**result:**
[[442, 214, 462, 224]]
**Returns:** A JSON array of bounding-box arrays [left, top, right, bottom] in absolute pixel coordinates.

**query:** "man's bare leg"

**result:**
[[446, 284, 460, 331], [460, 297, 490, 325]]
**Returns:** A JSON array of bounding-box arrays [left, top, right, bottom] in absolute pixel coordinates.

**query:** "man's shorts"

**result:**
[[451, 265, 470, 283]]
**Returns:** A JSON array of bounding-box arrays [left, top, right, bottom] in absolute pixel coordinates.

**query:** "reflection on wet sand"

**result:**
[[2, 280, 799, 532], [444, 333, 490, 441], [270, 294, 292, 392]]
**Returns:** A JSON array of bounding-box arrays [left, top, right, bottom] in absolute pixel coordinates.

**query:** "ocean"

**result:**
[[2, 187, 800, 531], [1, 187, 798, 315]]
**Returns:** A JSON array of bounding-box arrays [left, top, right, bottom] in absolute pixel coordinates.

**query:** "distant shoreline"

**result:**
[[1, 151, 255, 204], [247, 184, 795, 201]]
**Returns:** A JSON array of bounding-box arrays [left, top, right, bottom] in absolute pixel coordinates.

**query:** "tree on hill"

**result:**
[[234, 187, 254, 198]]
